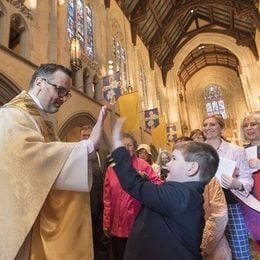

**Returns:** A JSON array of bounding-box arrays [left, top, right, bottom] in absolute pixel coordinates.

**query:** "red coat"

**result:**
[[103, 156, 162, 237]]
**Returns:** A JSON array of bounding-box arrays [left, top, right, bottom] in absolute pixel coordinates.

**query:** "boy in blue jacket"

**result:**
[[111, 119, 219, 260]]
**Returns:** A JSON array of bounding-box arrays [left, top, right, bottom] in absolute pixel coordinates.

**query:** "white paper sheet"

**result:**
[[215, 157, 236, 185], [245, 146, 257, 160]]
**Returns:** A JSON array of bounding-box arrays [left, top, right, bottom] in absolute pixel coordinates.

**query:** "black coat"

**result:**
[[112, 147, 205, 260]]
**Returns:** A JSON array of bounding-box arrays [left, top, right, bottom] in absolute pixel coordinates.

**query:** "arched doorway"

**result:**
[[58, 112, 111, 171], [0, 73, 21, 106]]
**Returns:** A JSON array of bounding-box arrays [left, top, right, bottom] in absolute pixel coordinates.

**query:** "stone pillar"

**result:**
[[48, 0, 58, 63]]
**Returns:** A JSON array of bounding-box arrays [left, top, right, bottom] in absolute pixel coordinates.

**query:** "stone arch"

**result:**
[[8, 13, 29, 57], [167, 32, 259, 128], [58, 111, 110, 150], [0, 72, 21, 106], [58, 111, 97, 140], [172, 33, 257, 77]]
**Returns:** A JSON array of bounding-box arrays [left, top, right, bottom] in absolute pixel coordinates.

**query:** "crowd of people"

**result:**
[[0, 63, 259, 260]]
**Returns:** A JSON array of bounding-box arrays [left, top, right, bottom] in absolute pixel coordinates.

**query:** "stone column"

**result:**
[[48, 0, 58, 63]]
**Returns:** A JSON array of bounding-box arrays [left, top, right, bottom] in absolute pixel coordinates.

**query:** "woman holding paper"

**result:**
[[203, 114, 253, 260], [241, 112, 260, 251], [242, 113, 260, 174]]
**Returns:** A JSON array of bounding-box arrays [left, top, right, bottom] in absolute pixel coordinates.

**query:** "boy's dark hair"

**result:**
[[29, 63, 72, 89], [174, 141, 219, 183]]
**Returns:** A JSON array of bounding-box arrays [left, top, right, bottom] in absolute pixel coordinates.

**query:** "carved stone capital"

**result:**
[[81, 54, 102, 76]]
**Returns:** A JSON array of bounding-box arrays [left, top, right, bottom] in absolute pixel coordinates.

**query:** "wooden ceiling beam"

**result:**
[[130, 21, 137, 46], [155, 0, 234, 38], [178, 19, 186, 34], [148, 34, 163, 69], [235, 31, 259, 59], [180, 63, 239, 86], [130, 0, 148, 24], [165, 27, 241, 68], [208, 5, 214, 23], [104, 0, 110, 9], [188, 51, 238, 62], [161, 56, 174, 87], [149, 0, 235, 59], [229, 9, 234, 30], [193, 10, 199, 29], [149, 49, 155, 70], [183, 23, 214, 38], [197, 12, 255, 35]]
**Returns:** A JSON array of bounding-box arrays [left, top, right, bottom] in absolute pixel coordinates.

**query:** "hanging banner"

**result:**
[[167, 125, 177, 143], [118, 91, 140, 131], [102, 71, 122, 105], [144, 108, 159, 130], [151, 116, 167, 145]]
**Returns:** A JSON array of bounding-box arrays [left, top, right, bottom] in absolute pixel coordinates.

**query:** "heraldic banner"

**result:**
[[118, 91, 140, 131], [102, 71, 121, 105], [151, 116, 167, 145], [144, 108, 159, 130]]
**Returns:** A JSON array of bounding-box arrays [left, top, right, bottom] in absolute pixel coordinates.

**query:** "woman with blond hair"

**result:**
[[240, 112, 260, 252], [202, 114, 253, 260]]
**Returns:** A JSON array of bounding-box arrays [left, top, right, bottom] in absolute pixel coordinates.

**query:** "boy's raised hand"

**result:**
[[112, 117, 126, 151]]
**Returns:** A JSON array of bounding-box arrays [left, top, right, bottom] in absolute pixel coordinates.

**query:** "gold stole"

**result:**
[[9, 92, 93, 260]]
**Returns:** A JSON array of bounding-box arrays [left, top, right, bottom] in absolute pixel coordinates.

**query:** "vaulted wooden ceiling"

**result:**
[[178, 44, 239, 86], [105, 0, 260, 86]]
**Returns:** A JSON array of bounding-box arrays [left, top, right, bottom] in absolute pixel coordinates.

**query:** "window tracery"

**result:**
[[204, 84, 227, 119], [67, 0, 94, 59], [112, 37, 127, 88]]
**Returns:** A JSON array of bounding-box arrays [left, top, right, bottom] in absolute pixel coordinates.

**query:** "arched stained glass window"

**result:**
[[67, 0, 94, 59], [204, 84, 227, 119], [112, 38, 127, 87]]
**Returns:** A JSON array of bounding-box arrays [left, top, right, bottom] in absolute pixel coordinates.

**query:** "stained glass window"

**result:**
[[85, 4, 94, 59], [204, 84, 227, 119], [67, 0, 75, 39], [67, 1, 94, 59], [112, 38, 127, 87], [76, 0, 84, 47]]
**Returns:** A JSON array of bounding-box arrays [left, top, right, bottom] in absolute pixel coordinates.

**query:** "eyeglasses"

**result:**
[[41, 78, 72, 99], [242, 122, 259, 129]]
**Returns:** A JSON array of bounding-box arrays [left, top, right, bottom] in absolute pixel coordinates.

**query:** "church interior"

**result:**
[[1, 1, 260, 259], [0, 0, 259, 151]]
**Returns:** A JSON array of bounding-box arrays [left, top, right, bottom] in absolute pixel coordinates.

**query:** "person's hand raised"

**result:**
[[89, 106, 108, 149], [112, 117, 126, 151]]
